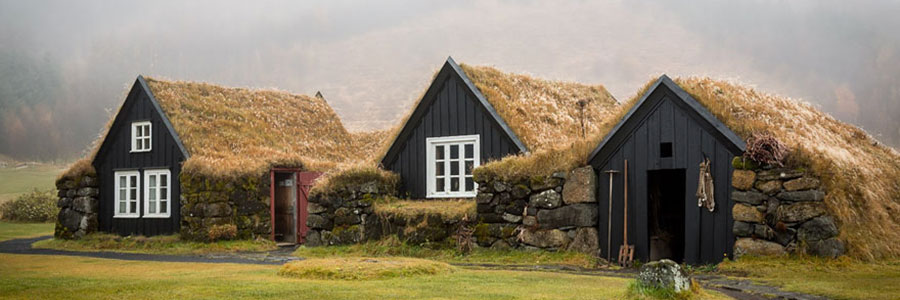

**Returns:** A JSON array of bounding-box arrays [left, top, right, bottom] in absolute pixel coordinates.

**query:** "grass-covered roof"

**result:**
[[458, 64, 618, 152], [60, 77, 381, 180], [145, 78, 361, 177]]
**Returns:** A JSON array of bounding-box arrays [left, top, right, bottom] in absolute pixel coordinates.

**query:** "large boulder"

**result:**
[[783, 177, 820, 191], [529, 190, 562, 209], [731, 170, 756, 191], [566, 227, 599, 254], [72, 197, 98, 214], [637, 259, 691, 293], [734, 238, 786, 257], [57, 208, 82, 234], [733, 221, 752, 237], [732, 191, 767, 205], [777, 202, 825, 223], [562, 166, 596, 204], [777, 190, 825, 202], [733, 204, 764, 223], [536, 204, 598, 229], [806, 237, 846, 258], [798, 216, 839, 242], [519, 229, 570, 248]]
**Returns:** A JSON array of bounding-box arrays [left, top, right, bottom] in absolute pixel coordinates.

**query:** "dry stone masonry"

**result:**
[[731, 168, 845, 258], [473, 166, 600, 254], [180, 173, 271, 241], [55, 175, 100, 239]]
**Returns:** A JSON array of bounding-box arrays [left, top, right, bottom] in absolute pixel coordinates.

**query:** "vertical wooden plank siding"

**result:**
[[384, 74, 520, 198], [590, 84, 743, 264], [95, 82, 185, 236]]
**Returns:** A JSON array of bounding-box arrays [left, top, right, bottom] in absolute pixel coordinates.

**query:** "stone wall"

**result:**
[[55, 175, 100, 239], [731, 168, 845, 258], [305, 181, 398, 246], [473, 166, 600, 254], [179, 173, 271, 241]]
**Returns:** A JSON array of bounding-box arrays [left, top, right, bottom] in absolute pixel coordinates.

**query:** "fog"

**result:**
[[1, 0, 898, 160]]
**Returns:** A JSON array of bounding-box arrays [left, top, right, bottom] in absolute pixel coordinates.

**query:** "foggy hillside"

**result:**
[[1, 0, 898, 161]]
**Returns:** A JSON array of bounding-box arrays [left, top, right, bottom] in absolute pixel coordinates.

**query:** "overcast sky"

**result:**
[[1, 0, 898, 160]]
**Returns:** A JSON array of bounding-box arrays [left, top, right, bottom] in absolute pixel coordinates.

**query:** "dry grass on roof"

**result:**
[[350, 129, 392, 163], [672, 77, 900, 260], [459, 64, 618, 152], [145, 78, 360, 177], [474, 80, 650, 183]]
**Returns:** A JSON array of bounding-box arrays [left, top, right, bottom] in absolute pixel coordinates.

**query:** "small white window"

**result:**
[[426, 135, 480, 198], [144, 169, 171, 218], [131, 121, 151, 152], [114, 171, 140, 218]]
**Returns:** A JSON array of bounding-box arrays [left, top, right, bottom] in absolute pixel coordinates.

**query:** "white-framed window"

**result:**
[[426, 135, 480, 198], [131, 121, 151, 152], [114, 171, 140, 218], [143, 169, 171, 218]]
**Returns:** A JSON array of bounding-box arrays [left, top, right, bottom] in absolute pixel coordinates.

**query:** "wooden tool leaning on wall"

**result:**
[[618, 159, 634, 267], [603, 169, 619, 265]]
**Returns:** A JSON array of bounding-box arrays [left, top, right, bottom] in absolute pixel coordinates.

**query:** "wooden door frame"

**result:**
[[269, 168, 303, 242], [296, 172, 322, 244]]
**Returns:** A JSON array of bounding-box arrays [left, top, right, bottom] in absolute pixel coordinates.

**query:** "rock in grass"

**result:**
[[637, 259, 691, 293]]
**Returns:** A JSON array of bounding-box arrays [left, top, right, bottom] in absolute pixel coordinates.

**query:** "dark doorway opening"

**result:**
[[647, 169, 686, 263], [273, 172, 297, 244]]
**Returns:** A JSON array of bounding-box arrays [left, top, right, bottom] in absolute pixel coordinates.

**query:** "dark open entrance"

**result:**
[[647, 169, 686, 263], [273, 172, 297, 244]]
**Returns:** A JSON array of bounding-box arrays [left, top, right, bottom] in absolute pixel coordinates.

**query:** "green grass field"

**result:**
[[0, 164, 63, 204], [720, 256, 900, 300]]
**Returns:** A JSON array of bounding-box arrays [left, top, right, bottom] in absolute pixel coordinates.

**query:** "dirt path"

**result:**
[[1, 236, 827, 299]]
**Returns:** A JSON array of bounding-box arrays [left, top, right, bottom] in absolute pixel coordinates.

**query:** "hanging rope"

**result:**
[[696, 158, 716, 212]]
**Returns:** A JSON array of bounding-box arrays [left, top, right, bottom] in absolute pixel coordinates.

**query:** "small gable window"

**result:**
[[660, 142, 673, 158], [426, 135, 480, 198], [114, 171, 140, 218], [144, 169, 171, 218], [131, 121, 151, 152]]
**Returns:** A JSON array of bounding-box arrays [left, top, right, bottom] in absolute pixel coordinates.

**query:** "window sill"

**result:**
[[130, 149, 151, 153], [143, 214, 170, 218], [113, 215, 140, 219], [426, 193, 476, 199]]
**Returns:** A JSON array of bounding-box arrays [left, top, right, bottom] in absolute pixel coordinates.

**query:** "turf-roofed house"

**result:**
[[380, 57, 617, 199], [54, 76, 365, 244], [585, 75, 900, 264]]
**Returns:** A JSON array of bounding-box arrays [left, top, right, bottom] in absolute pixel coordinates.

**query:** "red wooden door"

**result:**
[[296, 172, 322, 244]]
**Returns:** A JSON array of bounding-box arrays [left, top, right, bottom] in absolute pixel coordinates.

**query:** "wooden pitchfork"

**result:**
[[618, 159, 634, 267]]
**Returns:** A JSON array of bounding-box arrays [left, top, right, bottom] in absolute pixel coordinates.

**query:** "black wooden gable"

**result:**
[[380, 57, 527, 167], [93, 76, 190, 163], [588, 75, 745, 167]]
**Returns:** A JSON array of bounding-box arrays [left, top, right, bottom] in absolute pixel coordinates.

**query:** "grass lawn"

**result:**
[[33, 233, 278, 255], [719, 255, 900, 300], [0, 253, 676, 300], [0, 221, 54, 242], [0, 164, 63, 204], [294, 236, 599, 268]]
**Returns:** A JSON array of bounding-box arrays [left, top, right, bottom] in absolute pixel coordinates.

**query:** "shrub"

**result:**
[[0, 189, 58, 222], [207, 224, 237, 241], [743, 132, 789, 167]]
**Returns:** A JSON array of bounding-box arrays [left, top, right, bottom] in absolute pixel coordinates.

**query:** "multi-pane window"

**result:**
[[131, 121, 151, 152], [426, 135, 480, 198], [114, 171, 140, 218], [144, 169, 171, 218]]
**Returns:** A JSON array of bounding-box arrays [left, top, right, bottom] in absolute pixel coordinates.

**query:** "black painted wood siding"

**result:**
[[386, 75, 519, 198], [590, 85, 741, 265], [93, 81, 185, 236]]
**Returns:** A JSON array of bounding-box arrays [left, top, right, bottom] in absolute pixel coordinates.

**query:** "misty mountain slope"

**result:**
[[673, 77, 900, 260]]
